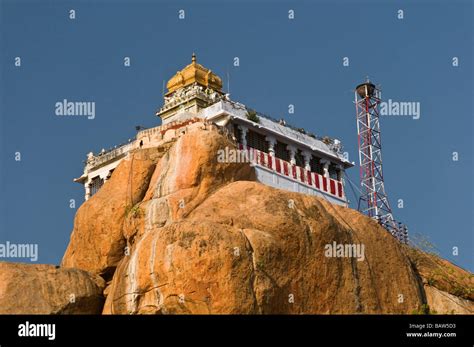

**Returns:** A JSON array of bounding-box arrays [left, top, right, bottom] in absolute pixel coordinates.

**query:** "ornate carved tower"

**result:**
[[157, 54, 224, 124]]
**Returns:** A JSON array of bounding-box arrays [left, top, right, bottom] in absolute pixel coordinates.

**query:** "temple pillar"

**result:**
[[85, 182, 91, 201], [320, 159, 330, 178], [302, 151, 312, 171], [286, 145, 297, 165], [238, 125, 248, 147], [266, 135, 277, 156], [103, 173, 110, 182], [336, 164, 344, 181]]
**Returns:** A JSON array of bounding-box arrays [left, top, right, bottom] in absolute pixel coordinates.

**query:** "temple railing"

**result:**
[[88, 142, 134, 169], [137, 117, 203, 138], [87, 118, 206, 170], [238, 144, 345, 200], [137, 126, 161, 138]]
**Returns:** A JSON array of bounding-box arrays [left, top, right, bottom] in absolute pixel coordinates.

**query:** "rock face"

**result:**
[[104, 182, 424, 314], [61, 148, 163, 279], [0, 262, 104, 314], [62, 126, 254, 280], [405, 248, 474, 314], [57, 124, 473, 314], [424, 286, 474, 314]]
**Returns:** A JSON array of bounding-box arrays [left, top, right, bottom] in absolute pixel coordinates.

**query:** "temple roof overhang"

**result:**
[[202, 100, 354, 168]]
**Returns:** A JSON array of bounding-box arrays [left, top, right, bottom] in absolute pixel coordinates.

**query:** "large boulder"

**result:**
[[0, 262, 104, 314], [62, 124, 254, 280], [103, 181, 426, 314], [60, 124, 473, 314], [61, 148, 166, 278]]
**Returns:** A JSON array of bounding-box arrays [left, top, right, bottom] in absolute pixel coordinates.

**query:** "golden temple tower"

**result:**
[[157, 54, 224, 124]]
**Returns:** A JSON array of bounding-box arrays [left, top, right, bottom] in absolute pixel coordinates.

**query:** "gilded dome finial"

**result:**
[[165, 55, 222, 96]]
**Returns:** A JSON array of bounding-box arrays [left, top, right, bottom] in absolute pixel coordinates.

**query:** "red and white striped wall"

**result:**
[[238, 144, 345, 201]]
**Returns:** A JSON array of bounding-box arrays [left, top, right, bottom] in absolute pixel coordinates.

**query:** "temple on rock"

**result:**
[[74, 54, 353, 206]]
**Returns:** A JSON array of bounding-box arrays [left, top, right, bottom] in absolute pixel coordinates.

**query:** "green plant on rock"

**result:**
[[246, 108, 260, 123], [411, 304, 431, 315], [451, 285, 468, 298], [128, 205, 143, 219], [256, 258, 265, 270]]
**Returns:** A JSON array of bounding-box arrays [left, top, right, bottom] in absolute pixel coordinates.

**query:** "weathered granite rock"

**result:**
[[59, 124, 473, 314], [0, 262, 104, 314], [103, 182, 426, 314]]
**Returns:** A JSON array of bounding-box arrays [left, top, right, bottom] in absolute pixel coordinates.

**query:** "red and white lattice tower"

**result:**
[[354, 80, 407, 243]]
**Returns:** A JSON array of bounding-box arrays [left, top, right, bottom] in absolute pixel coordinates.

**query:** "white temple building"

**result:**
[[74, 55, 353, 206]]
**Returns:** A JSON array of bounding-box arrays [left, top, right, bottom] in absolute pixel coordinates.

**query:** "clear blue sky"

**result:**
[[0, 0, 472, 271]]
